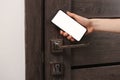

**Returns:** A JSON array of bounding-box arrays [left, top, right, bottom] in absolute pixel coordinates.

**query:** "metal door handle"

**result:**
[[51, 39, 89, 53]]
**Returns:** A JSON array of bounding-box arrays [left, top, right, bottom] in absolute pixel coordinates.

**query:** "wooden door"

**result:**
[[71, 0, 120, 80], [25, 0, 44, 80], [45, 0, 120, 80]]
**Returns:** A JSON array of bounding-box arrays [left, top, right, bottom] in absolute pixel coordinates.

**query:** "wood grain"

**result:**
[[72, 32, 120, 66], [45, 0, 71, 80], [71, 0, 120, 66], [72, 0, 120, 18], [25, 0, 43, 80], [72, 65, 120, 80]]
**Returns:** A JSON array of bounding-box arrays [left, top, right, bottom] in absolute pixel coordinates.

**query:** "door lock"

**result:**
[[50, 63, 64, 76], [51, 39, 89, 53]]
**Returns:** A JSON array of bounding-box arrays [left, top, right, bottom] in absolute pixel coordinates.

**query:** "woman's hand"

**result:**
[[60, 11, 94, 41]]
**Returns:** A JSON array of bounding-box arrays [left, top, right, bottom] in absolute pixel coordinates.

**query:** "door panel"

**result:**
[[71, 0, 120, 79], [71, 0, 120, 66], [72, 0, 120, 17], [72, 32, 120, 66], [72, 65, 120, 80]]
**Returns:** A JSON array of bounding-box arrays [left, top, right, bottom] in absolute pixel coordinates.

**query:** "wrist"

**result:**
[[89, 19, 100, 32], [86, 19, 94, 34]]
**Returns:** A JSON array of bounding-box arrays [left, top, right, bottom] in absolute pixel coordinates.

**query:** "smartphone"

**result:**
[[51, 10, 87, 41]]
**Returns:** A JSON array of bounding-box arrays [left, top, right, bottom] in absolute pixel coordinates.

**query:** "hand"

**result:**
[[60, 11, 94, 41]]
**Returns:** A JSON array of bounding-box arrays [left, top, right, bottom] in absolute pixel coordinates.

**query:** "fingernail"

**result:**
[[60, 30, 63, 34], [66, 11, 70, 14], [71, 39, 75, 42], [63, 33, 68, 36]]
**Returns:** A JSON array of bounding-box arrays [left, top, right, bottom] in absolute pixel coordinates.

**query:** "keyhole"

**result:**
[[55, 64, 61, 73]]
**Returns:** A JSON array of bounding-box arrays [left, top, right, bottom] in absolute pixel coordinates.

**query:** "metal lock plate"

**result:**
[[50, 63, 64, 76], [51, 39, 63, 53]]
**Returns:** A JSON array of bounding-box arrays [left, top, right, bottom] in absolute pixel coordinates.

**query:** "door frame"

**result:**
[[25, 0, 44, 80]]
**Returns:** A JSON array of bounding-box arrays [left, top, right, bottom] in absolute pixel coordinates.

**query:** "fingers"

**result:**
[[66, 11, 80, 22], [67, 35, 75, 41], [60, 30, 64, 35], [66, 11, 89, 27], [60, 30, 75, 42], [70, 38, 75, 42], [60, 30, 68, 37]]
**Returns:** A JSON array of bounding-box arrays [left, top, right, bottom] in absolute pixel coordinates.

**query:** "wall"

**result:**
[[0, 0, 25, 80]]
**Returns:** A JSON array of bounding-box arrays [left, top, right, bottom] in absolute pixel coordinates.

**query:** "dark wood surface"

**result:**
[[71, 0, 120, 79], [72, 65, 120, 80], [70, 0, 120, 66], [25, 0, 43, 80], [44, 0, 71, 80], [72, 31, 120, 66], [25, 0, 120, 80], [72, 0, 120, 18]]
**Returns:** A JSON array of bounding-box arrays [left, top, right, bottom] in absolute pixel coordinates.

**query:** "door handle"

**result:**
[[51, 39, 89, 53]]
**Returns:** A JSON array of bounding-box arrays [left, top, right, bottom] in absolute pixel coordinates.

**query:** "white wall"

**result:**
[[0, 0, 25, 80]]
